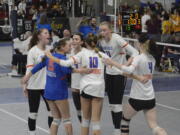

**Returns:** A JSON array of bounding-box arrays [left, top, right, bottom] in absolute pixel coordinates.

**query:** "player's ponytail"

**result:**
[[85, 34, 102, 58], [138, 34, 156, 57]]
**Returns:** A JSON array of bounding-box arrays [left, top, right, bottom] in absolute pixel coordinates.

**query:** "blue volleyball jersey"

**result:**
[[31, 53, 72, 100]]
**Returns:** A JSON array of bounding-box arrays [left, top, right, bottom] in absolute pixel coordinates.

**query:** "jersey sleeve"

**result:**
[[26, 50, 35, 74], [59, 51, 82, 67], [121, 55, 140, 74], [116, 36, 139, 57], [31, 60, 46, 74]]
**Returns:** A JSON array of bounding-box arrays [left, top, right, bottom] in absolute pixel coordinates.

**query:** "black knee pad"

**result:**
[[121, 116, 131, 133]]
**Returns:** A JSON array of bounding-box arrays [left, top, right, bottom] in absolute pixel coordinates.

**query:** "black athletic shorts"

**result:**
[[105, 74, 127, 104], [128, 98, 156, 111], [81, 91, 96, 99]]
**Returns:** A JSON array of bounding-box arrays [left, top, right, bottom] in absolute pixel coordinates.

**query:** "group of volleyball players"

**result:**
[[22, 21, 168, 135]]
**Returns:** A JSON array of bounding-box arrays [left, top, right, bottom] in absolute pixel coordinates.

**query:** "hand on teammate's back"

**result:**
[[45, 50, 52, 58]]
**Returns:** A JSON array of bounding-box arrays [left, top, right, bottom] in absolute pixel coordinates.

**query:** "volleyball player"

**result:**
[[70, 33, 84, 122], [98, 22, 139, 135], [23, 28, 53, 135], [103, 34, 168, 135]]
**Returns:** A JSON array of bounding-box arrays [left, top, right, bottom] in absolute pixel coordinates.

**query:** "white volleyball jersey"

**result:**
[[99, 33, 138, 75], [69, 48, 83, 90], [59, 48, 109, 98], [121, 53, 156, 100], [26, 46, 46, 90]]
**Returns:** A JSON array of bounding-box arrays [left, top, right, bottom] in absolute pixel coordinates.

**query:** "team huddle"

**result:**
[[21, 22, 168, 135]]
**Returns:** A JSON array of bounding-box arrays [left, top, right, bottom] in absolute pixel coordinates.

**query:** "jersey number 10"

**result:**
[[89, 57, 98, 68]]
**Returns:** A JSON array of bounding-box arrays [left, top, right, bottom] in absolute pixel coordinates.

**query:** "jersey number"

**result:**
[[89, 57, 98, 68], [48, 60, 54, 71], [148, 62, 153, 73], [105, 51, 111, 57]]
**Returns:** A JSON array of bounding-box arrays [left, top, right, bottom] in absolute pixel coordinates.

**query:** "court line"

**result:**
[[0, 108, 49, 134]]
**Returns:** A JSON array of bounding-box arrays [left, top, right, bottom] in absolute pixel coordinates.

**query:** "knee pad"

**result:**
[[121, 116, 131, 134], [152, 126, 161, 135], [92, 121, 101, 131], [109, 104, 122, 112], [63, 118, 72, 125], [52, 118, 61, 126], [81, 119, 90, 128], [28, 113, 38, 120]]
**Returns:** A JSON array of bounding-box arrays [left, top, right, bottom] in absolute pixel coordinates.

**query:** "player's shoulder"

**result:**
[[28, 46, 38, 53], [112, 33, 122, 39]]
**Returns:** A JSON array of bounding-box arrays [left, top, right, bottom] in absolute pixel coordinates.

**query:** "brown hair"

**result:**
[[28, 28, 47, 50], [85, 34, 102, 58], [55, 38, 70, 51]]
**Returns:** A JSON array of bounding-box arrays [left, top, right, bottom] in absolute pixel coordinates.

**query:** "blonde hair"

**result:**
[[99, 21, 112, 30]]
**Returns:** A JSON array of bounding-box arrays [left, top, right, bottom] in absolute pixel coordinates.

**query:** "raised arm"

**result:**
[[45, 51, 75, 67]]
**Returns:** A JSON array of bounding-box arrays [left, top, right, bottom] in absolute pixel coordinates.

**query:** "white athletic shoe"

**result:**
[[8, 70, 21, 77], [113, 129, 121, 135]]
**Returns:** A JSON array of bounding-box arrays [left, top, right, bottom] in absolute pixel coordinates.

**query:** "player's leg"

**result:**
[[27, 90, 42, 135], [106, 74, 126, 135], [72, 89, 81, 122], [47, 100, 61, 135], [144, 108, 167, 135], [80, 92, 92, 135], [55, 99, 73, 135], [41, 91, 53, 128], [121, 99, 139, 135], [91, 97, 103, 135]]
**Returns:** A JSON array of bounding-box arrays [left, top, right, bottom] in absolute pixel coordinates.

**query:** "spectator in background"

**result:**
[[51, 30, 60, 46], [18, 0, 26, 14], [29, 5, 37, 18], [63, 29, 71, 39], [77, 17, 99, 37], [141, 8, 151, 33], [161, 13, 172, 43], [9, 31, 32, 76], [37, 14, 52, 32], [166, 34, 180, 72], [46, 3, 53, 18], [36, 5, 46, 24], [146, 13, 161, 41], [171, 9, 180, 35]]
